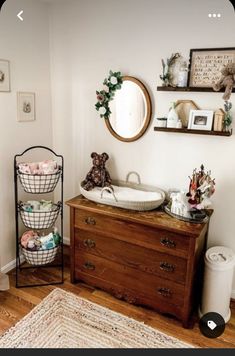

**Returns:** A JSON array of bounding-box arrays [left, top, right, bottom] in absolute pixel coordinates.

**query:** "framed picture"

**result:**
[[17, 92, 35, 122], [188, 47, 235, 88], [0, 59, 10, 92], [188, 110, 214, 131]]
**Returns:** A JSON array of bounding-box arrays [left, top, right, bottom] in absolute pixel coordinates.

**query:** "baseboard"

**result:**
[[1, 257, 18, 274]]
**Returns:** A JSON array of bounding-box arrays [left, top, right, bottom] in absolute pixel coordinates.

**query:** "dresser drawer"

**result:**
[[74, 209, 189, 258], [75, 229, 187, 284], [75, 252, 185, 307]]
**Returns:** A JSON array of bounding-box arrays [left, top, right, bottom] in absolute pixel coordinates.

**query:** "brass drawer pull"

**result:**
[[83, 239, 96, 248], [83, 261, 95, 271], [85, 217, 96, 225], [160, 237, 176, 248], [160, 262, 175, 273], [158, 287, 172, 297]]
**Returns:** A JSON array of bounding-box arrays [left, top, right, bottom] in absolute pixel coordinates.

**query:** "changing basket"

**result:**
[[80, 172, 165, 211]]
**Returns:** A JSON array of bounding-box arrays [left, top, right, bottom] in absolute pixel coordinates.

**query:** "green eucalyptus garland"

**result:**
[[95, 70, 123, 119]]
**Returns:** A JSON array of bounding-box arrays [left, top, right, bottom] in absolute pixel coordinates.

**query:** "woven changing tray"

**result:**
[[80, 172, 165, 211]]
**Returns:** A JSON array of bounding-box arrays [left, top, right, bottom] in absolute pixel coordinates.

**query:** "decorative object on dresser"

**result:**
[[188, 47, 235, 89], [14, 146, 64, 288], [66, 195, 211, 328], [0, 288, 193, 348], [187, 110, 214, 131], [166, 165, 214, 223], [80, 171, 165, 211], [0, 59, 10, 92]]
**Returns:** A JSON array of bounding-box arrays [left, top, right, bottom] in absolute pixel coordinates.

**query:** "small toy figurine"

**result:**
[[186, 164, 215, 210]]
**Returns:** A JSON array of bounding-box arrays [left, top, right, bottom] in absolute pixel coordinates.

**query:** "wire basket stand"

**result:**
[[14, 146, 64, 288]]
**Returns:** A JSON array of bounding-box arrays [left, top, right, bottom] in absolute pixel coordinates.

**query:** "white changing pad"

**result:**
[[80, 180, 165, 211]]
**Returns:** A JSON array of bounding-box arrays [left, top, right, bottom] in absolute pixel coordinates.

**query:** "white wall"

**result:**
[[0, 0, 52, 268], [49, 0, 235, 293]]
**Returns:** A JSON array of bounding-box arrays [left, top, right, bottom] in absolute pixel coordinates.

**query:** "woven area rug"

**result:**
[[0, 288, 193, 348]]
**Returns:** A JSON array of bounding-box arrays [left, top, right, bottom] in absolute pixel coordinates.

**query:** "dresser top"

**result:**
[[66, 195, 210, 237]]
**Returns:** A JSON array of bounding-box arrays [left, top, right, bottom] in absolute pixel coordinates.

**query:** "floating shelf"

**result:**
[[154, 127, 232, 137], [157, 86, 235, 93]]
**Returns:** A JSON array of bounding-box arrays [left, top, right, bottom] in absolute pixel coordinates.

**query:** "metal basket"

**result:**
[[19, 202, 61, 229], [18, 167, 62, 194], [21, 246, 59, 266]]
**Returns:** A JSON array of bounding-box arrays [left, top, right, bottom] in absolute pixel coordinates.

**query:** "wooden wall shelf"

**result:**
[[157, 86, 235, 93], [154, 127, 232, 137]]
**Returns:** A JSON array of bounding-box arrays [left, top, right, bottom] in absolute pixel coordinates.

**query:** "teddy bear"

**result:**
[[81, 152, 113, 191], [213, 62, 235, 100]]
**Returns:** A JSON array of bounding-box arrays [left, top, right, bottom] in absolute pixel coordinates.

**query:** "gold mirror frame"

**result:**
[[105, 76, 152, 142]]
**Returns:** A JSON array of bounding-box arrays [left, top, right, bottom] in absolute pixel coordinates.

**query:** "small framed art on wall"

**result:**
[[0, 59, 10, 92], [17, 92, 35, 122]]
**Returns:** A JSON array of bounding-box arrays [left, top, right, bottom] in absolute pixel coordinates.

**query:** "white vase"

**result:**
[[167, 107, 179, 128]]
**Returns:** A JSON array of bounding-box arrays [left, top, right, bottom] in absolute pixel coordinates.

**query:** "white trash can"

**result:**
[[199, 246, 235, 323]]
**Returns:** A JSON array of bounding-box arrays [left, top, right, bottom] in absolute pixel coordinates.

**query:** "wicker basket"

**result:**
[[80, 172, 165, 211], [19, 203, 61, 229], [18, 167, 61, 194], [21, 246, 59, 266]]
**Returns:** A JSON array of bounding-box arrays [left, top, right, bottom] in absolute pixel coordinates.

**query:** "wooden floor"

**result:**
[[0, 247, 234, 348]]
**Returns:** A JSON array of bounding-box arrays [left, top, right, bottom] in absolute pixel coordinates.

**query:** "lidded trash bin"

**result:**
[[199, 246, 235, 323]]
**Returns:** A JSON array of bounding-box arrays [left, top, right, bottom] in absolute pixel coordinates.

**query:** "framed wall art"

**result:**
[[188, 47, 235, 88], [0, 59, 10, 92], [188, 110, 214, 131], [17, 92, 35, 122]]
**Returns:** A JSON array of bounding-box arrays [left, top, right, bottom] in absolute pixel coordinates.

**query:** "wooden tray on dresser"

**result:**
[[66, 195, 212, 328]]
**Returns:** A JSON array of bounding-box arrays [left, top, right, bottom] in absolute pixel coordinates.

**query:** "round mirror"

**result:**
[[106, 76, 152, 142]]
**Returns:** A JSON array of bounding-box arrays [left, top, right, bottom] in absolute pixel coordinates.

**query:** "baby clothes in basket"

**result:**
[[18, 160, 58, 175]]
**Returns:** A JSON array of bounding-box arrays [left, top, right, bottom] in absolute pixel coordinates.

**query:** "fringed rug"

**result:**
[[0, 288, 193, 348]]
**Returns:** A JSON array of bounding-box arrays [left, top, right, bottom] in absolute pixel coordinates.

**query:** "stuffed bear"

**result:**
[[213, 62, 235, 100], [81, 152, 112, 191]]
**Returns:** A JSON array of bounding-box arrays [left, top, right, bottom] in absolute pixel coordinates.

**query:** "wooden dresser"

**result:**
[[66, 195, 210, 328]]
